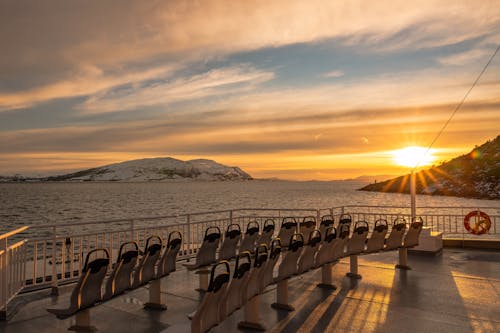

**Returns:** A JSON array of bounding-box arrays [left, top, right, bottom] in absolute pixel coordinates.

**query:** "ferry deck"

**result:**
[[0, 206, 499, 333], [1, 247, 499, 333]]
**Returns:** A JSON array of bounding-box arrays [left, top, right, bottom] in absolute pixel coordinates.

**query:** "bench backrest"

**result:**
[[104, 242, 138, 300], [76, 249, 110, 310], [403, 217, 424, 248], [315, 226, 338, 267], [239, 221, 260, 253], [218, 224, 241, 261], [319, 215, 334, 242], [133, 235, 162, 288], [365, 219, 388, 253], [158, 231, 182, 278], [257, 219, 275, 247], [297, 229, 321, 273], [385, 217, 407, 250], [347, 221, 369, 255], [191, 261, 230, 333], [277, 217, 297, 248]]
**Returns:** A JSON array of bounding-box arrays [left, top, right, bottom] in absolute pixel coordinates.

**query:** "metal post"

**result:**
[[196, 269, 210, 292], [51, 226, 58, 295], [187, 214, 192, 258], [317, 263, 337, 289], [410, 170, 416, 221], [130, 220, 135, 243], [271, 280, 294, 311], [396, 248, 411, 270], [346, 255, 362, 279], [144, 279, 167, 310], [238, 295, 266, 331], [229, 210, 233, 225], [69, 308, 96, 332]]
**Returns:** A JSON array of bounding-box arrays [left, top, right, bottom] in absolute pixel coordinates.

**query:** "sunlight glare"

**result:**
[[392, 146, 436, 168]]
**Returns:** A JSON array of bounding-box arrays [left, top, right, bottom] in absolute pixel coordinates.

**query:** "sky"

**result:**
[[0, 0, 499, 180]]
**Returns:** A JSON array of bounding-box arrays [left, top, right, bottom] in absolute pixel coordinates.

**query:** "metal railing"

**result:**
[[1, 205, 498, 295], [0, 226, 29, 316]]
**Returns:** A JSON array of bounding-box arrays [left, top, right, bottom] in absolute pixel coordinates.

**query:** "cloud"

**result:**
[[80, 65, 274, 113], [323, 70, 345, 78], [1, 98, 498, 155], [437, 48, 495, 66], [1, 0, 498, 110], [0, 65, 175, 111]]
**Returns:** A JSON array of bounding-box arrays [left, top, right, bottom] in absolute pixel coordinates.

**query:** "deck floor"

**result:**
[[1, 248, 499, 333]]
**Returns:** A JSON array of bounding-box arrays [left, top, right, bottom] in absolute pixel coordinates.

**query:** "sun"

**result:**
[[392, 146, 436, 168]]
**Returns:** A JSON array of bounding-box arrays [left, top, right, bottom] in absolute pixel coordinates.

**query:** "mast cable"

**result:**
[[413, 44, 500, 171]]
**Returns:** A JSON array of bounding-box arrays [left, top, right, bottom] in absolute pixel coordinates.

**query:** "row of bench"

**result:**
[[186, 214, 353, 270], [47, 215, 422, 332], [47, 232, 182, 332], [184, 215, 420, 290], [171, 217, 423, 333]]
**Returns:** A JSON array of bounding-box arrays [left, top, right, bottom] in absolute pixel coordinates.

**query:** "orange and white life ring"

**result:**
[[464, 210, 491, 235]]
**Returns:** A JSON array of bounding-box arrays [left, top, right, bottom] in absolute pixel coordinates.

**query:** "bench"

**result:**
[[183, 226, 221, 291], [47, 232, 181, 333], [217, 224, 241, 261]]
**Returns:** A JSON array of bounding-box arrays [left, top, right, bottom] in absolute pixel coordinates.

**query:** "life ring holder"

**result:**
[[464, 210, 491, 235]]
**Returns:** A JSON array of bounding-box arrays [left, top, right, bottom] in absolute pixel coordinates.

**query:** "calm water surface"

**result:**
[[1, 180, 498, 233]]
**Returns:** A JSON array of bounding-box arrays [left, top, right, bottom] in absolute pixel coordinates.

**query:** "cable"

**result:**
[[414, 44, 500, 170]]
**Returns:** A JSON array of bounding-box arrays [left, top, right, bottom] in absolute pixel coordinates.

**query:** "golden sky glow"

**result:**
[[0, 1, 499, 179], [392, 146, 437, 168]]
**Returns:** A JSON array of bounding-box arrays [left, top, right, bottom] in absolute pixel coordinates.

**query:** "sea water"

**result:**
[[1, 180, 497, 234]]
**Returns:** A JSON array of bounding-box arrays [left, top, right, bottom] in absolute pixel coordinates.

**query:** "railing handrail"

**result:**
[[25, 207, 320, 229], [0, 226, 29, 240], [8, 239, 28, 250], [22, 205, 500, 230], [337, 205, 499, 210]]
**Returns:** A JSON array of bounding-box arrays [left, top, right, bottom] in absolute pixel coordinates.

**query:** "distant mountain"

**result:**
[[2, 158, 253, 182], [359, 136, 500, 199], [347, 175, 397, 182]]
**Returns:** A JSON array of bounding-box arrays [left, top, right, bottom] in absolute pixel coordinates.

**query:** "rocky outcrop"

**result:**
[[359, 136, 500, 199]]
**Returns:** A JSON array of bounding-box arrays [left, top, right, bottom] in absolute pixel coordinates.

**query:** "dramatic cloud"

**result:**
[[1, 0, 498, 109], [1, 1, 499, 178], [81, 65, 274, 113]]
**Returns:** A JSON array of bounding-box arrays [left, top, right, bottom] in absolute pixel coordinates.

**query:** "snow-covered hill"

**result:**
[[43, 157, 253, 181]]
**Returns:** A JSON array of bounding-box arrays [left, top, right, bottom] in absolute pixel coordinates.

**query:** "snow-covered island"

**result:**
[[1, 158, 253, 182]]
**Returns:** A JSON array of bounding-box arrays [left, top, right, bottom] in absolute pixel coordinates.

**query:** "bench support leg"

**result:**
[[317, 262, 337, 289], [238, 295, 266, 331], [346, 255, 362, 279], [144, 279, 167, 310], [68, 309, 96, 333], [271, 279, 294, 311], [196, 269, 210, 292], [396, 248, 412, 270]]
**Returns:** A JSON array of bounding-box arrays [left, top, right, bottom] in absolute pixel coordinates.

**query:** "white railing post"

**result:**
[[0, 227, 29, 317], [130, 220, 135, 243], [186, 214, 192, 259], [1, 238, 7, 311], [51, 226, 58, 295]]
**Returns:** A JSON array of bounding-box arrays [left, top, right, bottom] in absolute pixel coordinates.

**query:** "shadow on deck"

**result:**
[[1, 248, 499, 333]]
